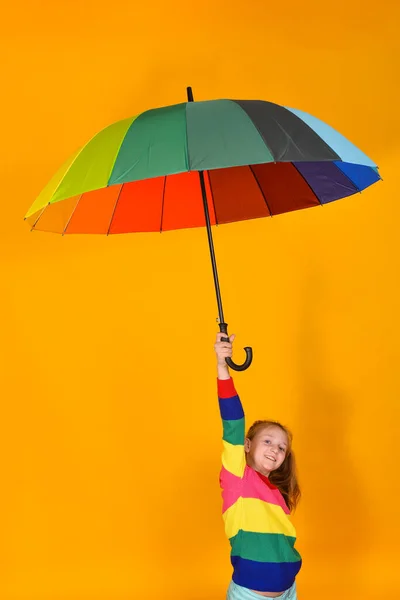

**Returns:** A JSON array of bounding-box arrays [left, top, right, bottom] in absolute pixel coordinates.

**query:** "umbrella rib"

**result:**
[[290, 163, 323, 206], [160, 176, 167, 233], [248, 165, 273, 216], [293, 161, 364, 202], [206, 170, 219, 226], [106, 185, 124, 235], [29, 203, 49, 231], [62, 195, 83, 235]]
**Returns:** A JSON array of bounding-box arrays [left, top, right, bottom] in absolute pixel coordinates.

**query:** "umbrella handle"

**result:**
[[219, 322, 253, 371]]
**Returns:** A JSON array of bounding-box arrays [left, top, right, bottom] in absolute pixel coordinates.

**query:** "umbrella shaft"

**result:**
[[199, 171, 225, 324]]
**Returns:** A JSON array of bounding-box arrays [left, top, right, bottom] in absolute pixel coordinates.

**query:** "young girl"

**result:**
[[214, 333, 301, 600]]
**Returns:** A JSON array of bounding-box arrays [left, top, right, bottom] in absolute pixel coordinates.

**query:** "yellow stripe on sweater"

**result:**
[[222, 440, 246, 478], [223, 497, 297, 539]]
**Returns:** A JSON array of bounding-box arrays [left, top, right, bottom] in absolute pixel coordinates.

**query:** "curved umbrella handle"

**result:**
[[219, 322, 253, 371]]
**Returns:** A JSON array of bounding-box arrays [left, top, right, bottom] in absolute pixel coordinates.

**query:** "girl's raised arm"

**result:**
[[215, 334, 246, 479]]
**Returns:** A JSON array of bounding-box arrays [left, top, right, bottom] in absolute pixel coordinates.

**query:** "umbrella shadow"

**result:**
[[294, 265, 369, 592]]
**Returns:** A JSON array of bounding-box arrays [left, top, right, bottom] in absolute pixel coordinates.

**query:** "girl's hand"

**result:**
[[214, 332, 236, 368]]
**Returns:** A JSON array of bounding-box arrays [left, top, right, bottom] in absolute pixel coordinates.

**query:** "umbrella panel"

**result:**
[[27, 162, 363, 234]]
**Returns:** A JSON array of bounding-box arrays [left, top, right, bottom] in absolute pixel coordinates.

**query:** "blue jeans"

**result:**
[[227, 580, 297, 600]]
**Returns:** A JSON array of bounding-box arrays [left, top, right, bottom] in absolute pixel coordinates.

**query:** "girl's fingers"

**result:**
[[215, 345, 231, 354], [218, 354, 233, 361], [216, 332, 236, 343], [215, 348, 233, 356], [215, 333, 235, 361]]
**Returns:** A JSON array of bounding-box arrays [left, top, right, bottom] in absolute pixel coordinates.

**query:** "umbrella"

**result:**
[[25, 87, 381, 371]]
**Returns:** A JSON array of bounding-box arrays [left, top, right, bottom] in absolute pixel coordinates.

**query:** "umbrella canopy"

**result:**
[[25, 90, 381, 370], [25, 97, 380, 234]]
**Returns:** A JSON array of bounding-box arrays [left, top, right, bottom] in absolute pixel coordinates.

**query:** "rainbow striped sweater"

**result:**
[[218, 377, 302, 593]]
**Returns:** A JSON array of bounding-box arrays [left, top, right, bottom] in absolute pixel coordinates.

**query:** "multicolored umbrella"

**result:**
[[25, 87, 381, 370]]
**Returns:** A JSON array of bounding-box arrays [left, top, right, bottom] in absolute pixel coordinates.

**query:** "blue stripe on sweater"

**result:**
[[231, 555, 302, 593], [219, 395, 244, 421]]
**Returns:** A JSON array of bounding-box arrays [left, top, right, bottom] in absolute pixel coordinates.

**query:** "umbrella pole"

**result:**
[[198, 169, 253, 371], [198, 170, 225, 326], [187, 86, 253, 371], [187, 89, 226, 325]]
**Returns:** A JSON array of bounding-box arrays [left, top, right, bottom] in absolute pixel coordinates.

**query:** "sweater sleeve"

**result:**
[[218, 377, 246, 478]]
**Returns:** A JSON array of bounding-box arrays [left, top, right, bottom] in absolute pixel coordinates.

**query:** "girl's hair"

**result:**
[[246, 420, 301, 512]]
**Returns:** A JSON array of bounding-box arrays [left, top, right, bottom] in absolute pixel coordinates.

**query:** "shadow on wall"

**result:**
[[294, 264, 369, 595]]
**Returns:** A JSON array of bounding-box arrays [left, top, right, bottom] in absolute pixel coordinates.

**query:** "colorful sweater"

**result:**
[[218, 377, 302, 593]]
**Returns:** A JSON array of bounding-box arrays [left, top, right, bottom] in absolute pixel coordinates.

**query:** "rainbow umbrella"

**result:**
[[25, 88, 381, 371]]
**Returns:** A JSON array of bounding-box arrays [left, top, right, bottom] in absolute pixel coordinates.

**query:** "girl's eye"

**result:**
[[265, 440, 271, 444], [279, 447, 285, 452]]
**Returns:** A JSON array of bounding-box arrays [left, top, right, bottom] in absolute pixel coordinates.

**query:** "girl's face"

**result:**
[[244, 425, 288, 476]]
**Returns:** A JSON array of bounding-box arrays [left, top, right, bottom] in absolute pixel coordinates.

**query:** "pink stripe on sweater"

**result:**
[[220, 466, 242, 512], [220, 465, 290, 514]]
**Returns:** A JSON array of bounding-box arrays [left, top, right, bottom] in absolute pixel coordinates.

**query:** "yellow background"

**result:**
[[1, 1, 399, 598]]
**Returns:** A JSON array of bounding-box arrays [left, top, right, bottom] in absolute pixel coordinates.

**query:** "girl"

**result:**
[[214, 332, 301, 600]]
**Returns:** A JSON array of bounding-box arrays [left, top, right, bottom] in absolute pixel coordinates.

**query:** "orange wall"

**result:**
[[1, 2, 399, 599]]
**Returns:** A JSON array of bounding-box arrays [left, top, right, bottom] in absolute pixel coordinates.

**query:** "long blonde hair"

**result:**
[[246, 420, 301, 511]]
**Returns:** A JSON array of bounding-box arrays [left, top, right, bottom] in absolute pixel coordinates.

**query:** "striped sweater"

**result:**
[[218, 377, 302, 593]]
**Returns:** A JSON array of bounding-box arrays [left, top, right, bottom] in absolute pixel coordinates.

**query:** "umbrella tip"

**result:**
[[187, 87, 194, 102]]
